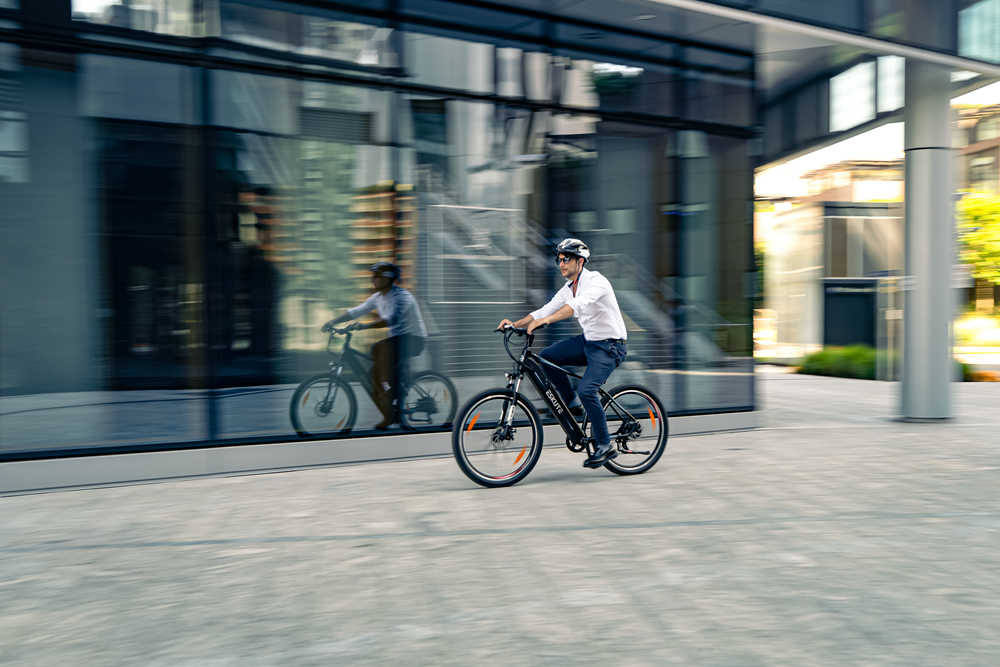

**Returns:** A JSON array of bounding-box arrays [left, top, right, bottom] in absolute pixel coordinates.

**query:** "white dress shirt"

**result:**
[[347, 286, 428, 338], [530, 267, 627, 341]]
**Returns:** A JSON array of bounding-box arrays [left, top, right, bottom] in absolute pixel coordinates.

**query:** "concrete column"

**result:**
[[901, 60, 954, 419]]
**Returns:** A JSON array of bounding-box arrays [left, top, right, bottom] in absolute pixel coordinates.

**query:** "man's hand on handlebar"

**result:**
[[496, 319, 516, 331], [322, 321, 363, 334]]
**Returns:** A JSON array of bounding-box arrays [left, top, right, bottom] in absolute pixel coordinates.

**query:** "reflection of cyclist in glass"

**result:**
[[497, 238, 628, 468], [325, 262, 427, 429]]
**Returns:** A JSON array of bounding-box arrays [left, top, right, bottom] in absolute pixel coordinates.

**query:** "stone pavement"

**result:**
[[1, 370, 999, 665]]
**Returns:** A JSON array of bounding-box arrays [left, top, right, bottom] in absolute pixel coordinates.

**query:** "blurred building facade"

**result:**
[[3, 0, 1000, 459]]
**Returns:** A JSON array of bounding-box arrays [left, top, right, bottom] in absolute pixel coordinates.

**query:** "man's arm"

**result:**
[[526, 304, 574, 334], [325, 294, 376, 328], [498, 287, 569, 330]]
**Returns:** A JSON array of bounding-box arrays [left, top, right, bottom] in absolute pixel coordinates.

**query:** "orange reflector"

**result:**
[[466, 412, 481, 431], [513, 447, 526, 465], [336, 418, 345, 429], [648, 408, 656, 427], [302, 391, 310, 406]]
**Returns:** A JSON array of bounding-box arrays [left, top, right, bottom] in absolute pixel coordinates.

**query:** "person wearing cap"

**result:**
[[496, 238, 628, 468], [325, 262, 428, 429]]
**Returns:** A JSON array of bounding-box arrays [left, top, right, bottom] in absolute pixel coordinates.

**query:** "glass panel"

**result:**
[[208, 75, 394, 439], [80, 55, 199, 125], [827, 218, 849, 277], [403, 31, 494, 94], [1, 51, 209, 453], [960, 0, 1000, 63], [556, 56, 679, 117], [877, 55, 904, 113], [968, 151, 998, 191], [684, 71, 753, 126], [674, 132, 754, 411], [868, 0, 906, 40], [219, 1, 398, 67], [71, 0, 199, 37], [758, 0, 863, 30], [830, 61, 875, 132], [765, 205, 824, 356]]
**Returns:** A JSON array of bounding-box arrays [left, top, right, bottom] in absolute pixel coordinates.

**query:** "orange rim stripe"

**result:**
[[302, 391, 310, 406], [648, 408, 656, 427], [513, 447, 526, 465], [466, 412, 481, 431], [336, 418, 345, 429]]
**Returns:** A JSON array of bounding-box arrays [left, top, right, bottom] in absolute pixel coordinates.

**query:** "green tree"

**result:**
[[957, 192, 1000, 286]]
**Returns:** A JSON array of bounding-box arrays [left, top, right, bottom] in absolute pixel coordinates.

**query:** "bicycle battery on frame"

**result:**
[[523, 354, 585, 443]]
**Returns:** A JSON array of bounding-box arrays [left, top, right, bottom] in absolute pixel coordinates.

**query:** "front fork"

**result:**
[[503, 368, 523, 427]]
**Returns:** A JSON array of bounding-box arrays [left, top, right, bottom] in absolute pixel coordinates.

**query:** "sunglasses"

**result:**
[[556, 256, 579, 265]]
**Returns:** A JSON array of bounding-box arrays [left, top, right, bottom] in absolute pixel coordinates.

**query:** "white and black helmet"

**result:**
[[556, 238, 590, 262]]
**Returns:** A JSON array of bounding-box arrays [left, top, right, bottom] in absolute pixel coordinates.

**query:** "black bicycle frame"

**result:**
[[520, 351, 587, 443], [502, 329, 633, 446], [330, 332, 374, 396]]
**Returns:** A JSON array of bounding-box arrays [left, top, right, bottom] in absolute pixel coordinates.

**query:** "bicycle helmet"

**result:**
[[555, 238, 590, 262], [370, 261, 401, 281]]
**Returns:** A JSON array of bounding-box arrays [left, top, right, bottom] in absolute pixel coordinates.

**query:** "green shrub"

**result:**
[[799, 346, 973, 381], [798, 345, 875, 380]]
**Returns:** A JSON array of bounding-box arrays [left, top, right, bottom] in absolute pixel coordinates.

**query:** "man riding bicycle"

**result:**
[[497, 238, 628, 468], [325, 261, 427, 429]]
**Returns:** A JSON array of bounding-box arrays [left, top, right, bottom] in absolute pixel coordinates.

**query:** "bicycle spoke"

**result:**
[[456, 394, 539, 483]]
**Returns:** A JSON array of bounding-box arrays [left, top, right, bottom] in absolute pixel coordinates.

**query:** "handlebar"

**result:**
[[322, 322, 362, 335], [497, 323, 545, 362]]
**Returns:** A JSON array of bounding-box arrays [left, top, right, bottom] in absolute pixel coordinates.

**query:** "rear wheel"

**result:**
[[452, 389, 543, 488], [290, 374, 357, 437], [583, 384, 667, 475], [400, 371, 457, 429]]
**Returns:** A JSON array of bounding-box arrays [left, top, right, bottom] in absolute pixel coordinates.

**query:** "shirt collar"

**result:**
[[565, 266, 590, 288]]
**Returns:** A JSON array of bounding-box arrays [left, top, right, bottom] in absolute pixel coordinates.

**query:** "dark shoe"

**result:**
[[583, 441, 618, 468], [373, 419, 392, 430]]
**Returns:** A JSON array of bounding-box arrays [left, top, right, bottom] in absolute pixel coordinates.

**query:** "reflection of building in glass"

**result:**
[[4, 0, 762, 455]]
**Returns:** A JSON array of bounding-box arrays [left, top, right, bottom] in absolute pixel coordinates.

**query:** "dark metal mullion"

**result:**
[[749, 30, 762, 415], [198, 65, 220, 442], [672, 43, 687, 414]]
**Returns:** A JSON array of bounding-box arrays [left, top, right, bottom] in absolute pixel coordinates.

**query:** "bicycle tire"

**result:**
[[290, 374, 357, 437], [452, 389, 543, 488], [581, 384, 668, 475], [400, 370, 458, 429]]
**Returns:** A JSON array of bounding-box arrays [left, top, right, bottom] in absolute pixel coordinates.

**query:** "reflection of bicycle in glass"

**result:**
[[291, 324, 457, 437], [452, 326, 668, 487]]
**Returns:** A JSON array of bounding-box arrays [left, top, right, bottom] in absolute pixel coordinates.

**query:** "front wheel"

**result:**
[[452, 389, 543, 488], [583, 384, 668, 475], [400, 371, 457, 429], [290, 374, 357, 437]]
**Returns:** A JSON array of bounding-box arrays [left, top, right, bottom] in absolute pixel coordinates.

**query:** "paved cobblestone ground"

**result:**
[[2, 371, 999, 665]]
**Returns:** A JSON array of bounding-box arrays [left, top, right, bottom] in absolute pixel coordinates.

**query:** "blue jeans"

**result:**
[[539, 334, 627, 446]]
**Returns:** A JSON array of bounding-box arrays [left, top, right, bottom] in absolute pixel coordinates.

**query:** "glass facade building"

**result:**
[[1, 0, 757, 458]]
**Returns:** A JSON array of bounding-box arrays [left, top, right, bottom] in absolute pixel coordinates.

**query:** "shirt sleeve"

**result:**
[[530, 286, 569, 320], [345, 293, 377, 320], [567, 274, 609, 314]]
